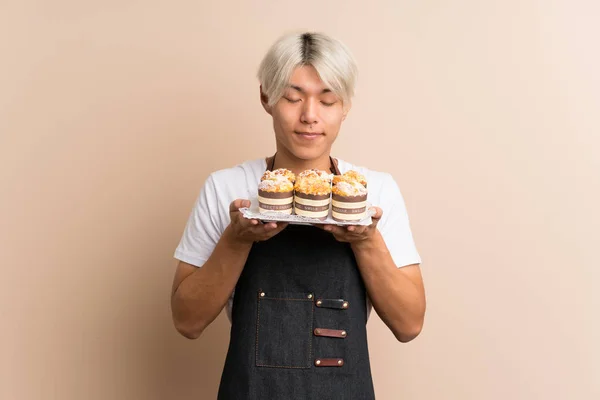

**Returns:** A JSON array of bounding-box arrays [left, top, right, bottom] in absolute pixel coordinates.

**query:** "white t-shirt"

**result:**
[[174, 158, 421, 320]]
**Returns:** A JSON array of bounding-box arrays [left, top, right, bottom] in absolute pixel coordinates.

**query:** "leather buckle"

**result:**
[[314, 358, 344, 367], [313, 328, 347, 338], [315, 298, 349, 310]]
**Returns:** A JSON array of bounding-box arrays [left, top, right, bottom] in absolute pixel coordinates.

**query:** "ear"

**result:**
[[260, 85, 272, 115], [342, 101, 352, 121]]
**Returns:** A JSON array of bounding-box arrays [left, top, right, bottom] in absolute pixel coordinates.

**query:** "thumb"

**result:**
[[370, 207, 383, 223], [230, 199, 251, 212]]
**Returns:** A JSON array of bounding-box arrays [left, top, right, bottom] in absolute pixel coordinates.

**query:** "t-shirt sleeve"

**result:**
[[174, 174, 223, 267], [377, 173, 422, 268]]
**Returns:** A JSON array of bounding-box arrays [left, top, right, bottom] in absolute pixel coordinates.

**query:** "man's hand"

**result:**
[[318, 206, 425, 341], [228, 199, 288, 244], [317, 207, 383, 244]]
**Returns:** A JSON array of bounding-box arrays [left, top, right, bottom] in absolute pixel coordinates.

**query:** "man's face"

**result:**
[[263, 65, 349, 161]]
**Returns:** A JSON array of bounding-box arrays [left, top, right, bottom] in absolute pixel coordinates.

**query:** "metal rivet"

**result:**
[[341, 331, 347, 337], [315, 329, 321, 335], [260, 292, 265, 297], [316, 300, 322, 306], [307, 293, 313, 299], [342, 302, 348, 309], [338, 360, 343, 365], [315, 359, 321, 365]]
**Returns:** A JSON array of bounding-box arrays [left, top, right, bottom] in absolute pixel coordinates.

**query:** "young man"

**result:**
[[171, 32, 426, 399]]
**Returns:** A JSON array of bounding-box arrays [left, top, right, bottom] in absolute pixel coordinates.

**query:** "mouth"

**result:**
[[294, 131, 324, 140]]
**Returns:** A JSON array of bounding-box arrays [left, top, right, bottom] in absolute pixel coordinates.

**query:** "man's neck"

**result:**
[[271, 149, 333, 175]]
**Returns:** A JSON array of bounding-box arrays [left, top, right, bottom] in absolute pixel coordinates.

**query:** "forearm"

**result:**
[[171, 226, 252, 338], [351, 231, 425, 342]]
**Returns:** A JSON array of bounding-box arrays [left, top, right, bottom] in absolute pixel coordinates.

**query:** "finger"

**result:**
[[370, 206, 383, 221], [230, 199, 251, 213], [325, 225, 346, 236], [236, 214, 259, 228], [348, 225, 367, 235], [268, 222, 289, 235], [249, 221, 281, 236], [259, 222, 289, 241], [262, 222, 279, 231], [320, 224, 333, 231]]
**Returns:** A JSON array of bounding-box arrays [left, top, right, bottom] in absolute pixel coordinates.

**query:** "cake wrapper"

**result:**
[[240, 197, 375, 226]]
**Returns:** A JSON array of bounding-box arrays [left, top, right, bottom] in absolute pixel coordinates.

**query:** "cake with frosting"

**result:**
[[293, 169, 333, 220], [331, 171, 368, 222], [258, 168, 295, 215], [334, 170, 367, 188]]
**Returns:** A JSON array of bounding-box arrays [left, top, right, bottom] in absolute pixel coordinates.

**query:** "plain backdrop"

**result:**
[[1, 1, 598, 399]]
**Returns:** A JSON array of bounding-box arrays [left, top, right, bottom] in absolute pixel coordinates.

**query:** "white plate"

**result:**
[[240, 198, 375, 226]]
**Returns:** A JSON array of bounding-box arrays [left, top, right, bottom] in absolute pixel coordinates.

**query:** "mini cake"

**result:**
[[293, 169, 333, 220], [331, 171, 368, 222], [258, 168, 295, 215], [334, 170, 367, 188]]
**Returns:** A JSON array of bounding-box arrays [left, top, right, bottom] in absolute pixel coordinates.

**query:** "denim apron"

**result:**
[[217, 157, 376, 399]]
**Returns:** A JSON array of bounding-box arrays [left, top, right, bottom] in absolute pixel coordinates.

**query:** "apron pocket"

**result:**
[[255, 291, 314, 368]]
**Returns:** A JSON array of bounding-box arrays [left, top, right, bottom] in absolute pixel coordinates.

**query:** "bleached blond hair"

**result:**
[[257, 32, 358, 108]]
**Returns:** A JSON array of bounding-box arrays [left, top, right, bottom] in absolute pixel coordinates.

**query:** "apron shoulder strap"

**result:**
[[330, 156, 341, 175], [265, 155, 276, 171]]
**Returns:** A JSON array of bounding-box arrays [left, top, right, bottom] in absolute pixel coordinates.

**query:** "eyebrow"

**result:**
[[289, 85, 332, 94]]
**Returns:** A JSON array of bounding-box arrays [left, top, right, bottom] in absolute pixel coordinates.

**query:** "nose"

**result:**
[[300, 98, 318, 126]]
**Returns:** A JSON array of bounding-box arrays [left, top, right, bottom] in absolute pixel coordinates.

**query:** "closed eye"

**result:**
[[321, 101, 336, 107], [284, 97, 301, 103]]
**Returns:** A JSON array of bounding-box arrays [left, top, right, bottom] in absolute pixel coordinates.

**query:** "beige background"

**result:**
[[1, 1, 598, 399]]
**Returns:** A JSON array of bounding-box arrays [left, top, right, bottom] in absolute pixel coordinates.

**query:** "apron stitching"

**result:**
[[255, 297, 261, 367], [308, 298, 314, 368], [259, 298, 313, 301], [255, 295, 314, 369], [254, 364, 311, 369]]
